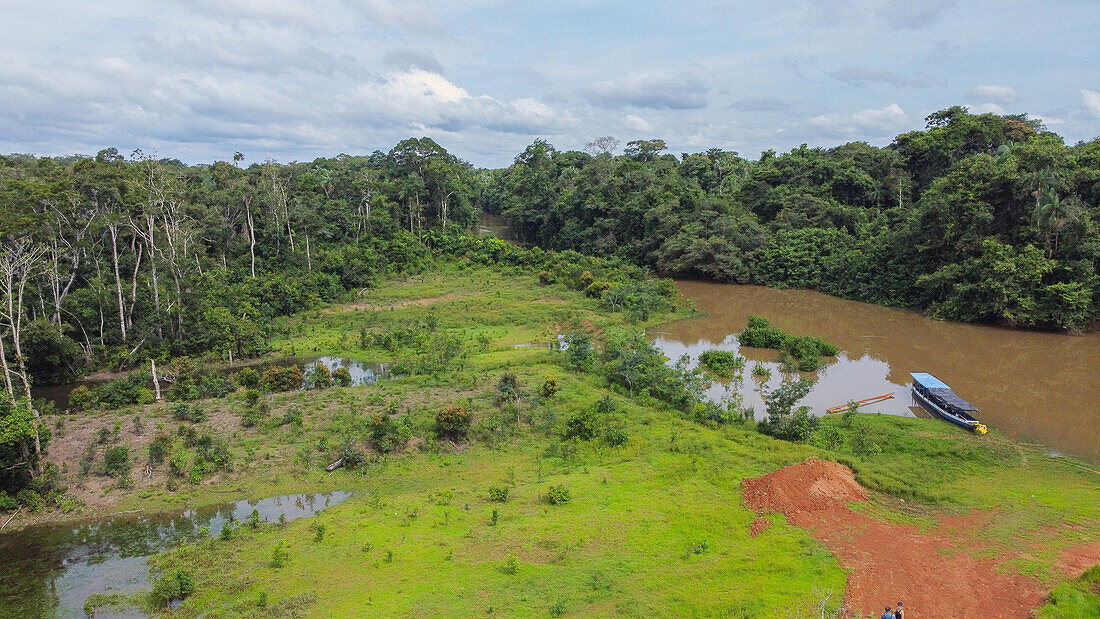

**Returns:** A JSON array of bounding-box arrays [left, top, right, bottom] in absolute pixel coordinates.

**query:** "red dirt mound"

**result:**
[[743, 458, 1045, 618]]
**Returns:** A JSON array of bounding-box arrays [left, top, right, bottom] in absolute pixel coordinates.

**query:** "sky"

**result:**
[[1, 0, 1098, 168]]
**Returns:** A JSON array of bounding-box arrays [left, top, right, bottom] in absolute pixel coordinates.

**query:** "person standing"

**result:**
[[895, 601, 905, 619], [880, 606, 895, 619]]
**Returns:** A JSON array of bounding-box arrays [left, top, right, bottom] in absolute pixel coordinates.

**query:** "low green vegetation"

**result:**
[[5, 262, 1098, 617], [1037, 566, 1100, 618], [738, 315, 839, 371], [697, 349, 745, 377]]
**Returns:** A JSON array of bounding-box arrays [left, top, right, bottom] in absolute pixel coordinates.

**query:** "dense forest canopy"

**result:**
[[0, 106, 1097, 401], [492, 107, 1100, 332]]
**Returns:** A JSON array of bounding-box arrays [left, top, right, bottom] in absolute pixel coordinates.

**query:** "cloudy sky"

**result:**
[[1, 0, 1098, 167]]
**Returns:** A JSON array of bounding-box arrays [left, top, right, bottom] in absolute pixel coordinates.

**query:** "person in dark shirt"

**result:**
[[895, 601, 905, 618]]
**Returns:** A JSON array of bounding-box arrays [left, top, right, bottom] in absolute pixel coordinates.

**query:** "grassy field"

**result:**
[[28, 261, 1100, 617]]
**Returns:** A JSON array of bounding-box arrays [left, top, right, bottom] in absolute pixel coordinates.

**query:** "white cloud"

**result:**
[[969, 102, 1006, 115], [624, 114, 655, 133], [968, 85, 1017, 103], [582, 71, 708, 110], [1084, 90, 1100, 118], [808, 103, 909, 140]]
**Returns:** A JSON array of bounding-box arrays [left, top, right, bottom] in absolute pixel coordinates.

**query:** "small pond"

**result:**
[[0, 490, 351, 618]]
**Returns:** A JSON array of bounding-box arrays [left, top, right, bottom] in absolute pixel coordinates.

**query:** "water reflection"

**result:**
[[654, 281, 1100, 462], [0, 491, 351, 618]]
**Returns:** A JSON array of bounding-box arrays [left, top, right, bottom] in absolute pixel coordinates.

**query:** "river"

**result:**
[[651, 281, 1100, 463]]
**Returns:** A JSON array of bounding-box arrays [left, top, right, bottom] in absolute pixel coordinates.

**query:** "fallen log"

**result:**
[[325, 458, 345, 472]]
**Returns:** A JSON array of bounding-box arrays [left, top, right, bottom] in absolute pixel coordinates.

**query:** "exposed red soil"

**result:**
[[742, 458, 1046, 618], [749, 517, 771, 538], [1057, 540, 1100, 579]]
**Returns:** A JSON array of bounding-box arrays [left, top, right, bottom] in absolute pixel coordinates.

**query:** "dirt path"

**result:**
[[742, 459, 1046, 618]]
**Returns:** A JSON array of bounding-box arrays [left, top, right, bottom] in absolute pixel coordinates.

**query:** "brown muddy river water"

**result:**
[[652, 281, 1100, 463]]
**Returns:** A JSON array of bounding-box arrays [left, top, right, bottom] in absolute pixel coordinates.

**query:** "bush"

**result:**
[[16, 488, 45, 511], [148, 435, 171, 466], [436, 406, 472, 440], [232, 368, 260, 389], [0, 491, 16, 511], [545, 485, 570, 505], [757, 378, 818, 442], [495, 372, 523, 405], [270, 539, 290, 568], [241, 405, 266, 428], [199, 374, 235, 399], [281, 407, 304, 426], [603, 426, 629, 447], [369, 413, 402, 453], [596, 396, 616, 414], [149, 569, 196, 609], [488, 486, 509, 502], [563, 333, 594, 371], [103, 446, 131, 479], [332, 367, 353, 387], [68, 385, 97, 411], [307, 363, 334, 389], [171, 403, 207, 423], [697, 350, 745, 378], [539, 375, 559, 399], [564, 410, 600, 441]]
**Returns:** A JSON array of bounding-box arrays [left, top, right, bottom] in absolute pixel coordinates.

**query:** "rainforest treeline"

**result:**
[[1, 106, 1099, 394], [491, 107, 1100, 332]]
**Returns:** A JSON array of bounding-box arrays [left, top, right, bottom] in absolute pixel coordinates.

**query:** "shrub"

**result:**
[[564, 410, 600, 441], [603, 426, 629, 447], [487, 486, 509, 502], [697, 350, 745, 378], [149, 569, 196, 609], [369, 413, 402, 453], [241, 406, 265, 428], [281, 407, 304, 426], [68, 385, 97, 411], [495, 372, 523, 405], [757, 378, 819, 442], [596, 396, 616, 414], [148, 435, 171, 466], [243, 388, 262, 407], [332, 366, 353, 387], [232, 368, 260, 389], [539, 375, 559, 399], [171, 403, 207, 423], [199, 374, 235, 399], [545, 485, 571, 505], [103, 446, 131, 479], [270, 539, 290, 568], [436, 406, 472, 440], [563, 333, 594, 371], [307, 363, 334, 389], [0, 491, 16, 511]]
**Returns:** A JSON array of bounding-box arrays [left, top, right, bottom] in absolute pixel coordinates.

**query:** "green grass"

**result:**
[[38, 262, 1100, 616], [1037, 566, 1100, 618]]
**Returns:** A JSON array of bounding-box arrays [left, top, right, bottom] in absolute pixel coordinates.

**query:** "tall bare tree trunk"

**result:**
[[108, 222, 128, 342], [244, 195, 256, 277]]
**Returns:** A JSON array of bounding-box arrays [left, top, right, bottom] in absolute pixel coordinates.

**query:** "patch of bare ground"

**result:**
[[749, 517, 771, 537], [1057, 541, 1100, 579], [742, 458, 1046, 618], [328, 291, 480, 312]]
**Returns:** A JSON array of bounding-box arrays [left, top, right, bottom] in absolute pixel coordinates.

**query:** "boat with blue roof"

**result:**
[[909, 372, 987, 434]]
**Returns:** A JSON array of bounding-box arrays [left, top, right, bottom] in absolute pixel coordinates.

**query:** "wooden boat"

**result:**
[[825, 392, 894, 414], [909, 372, 987, 434]]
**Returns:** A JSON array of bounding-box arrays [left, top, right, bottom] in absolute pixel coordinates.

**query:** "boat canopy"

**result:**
[[910, 373, 979, 413], [910, 372, 948, 389], [927, 388, 978, 413]]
